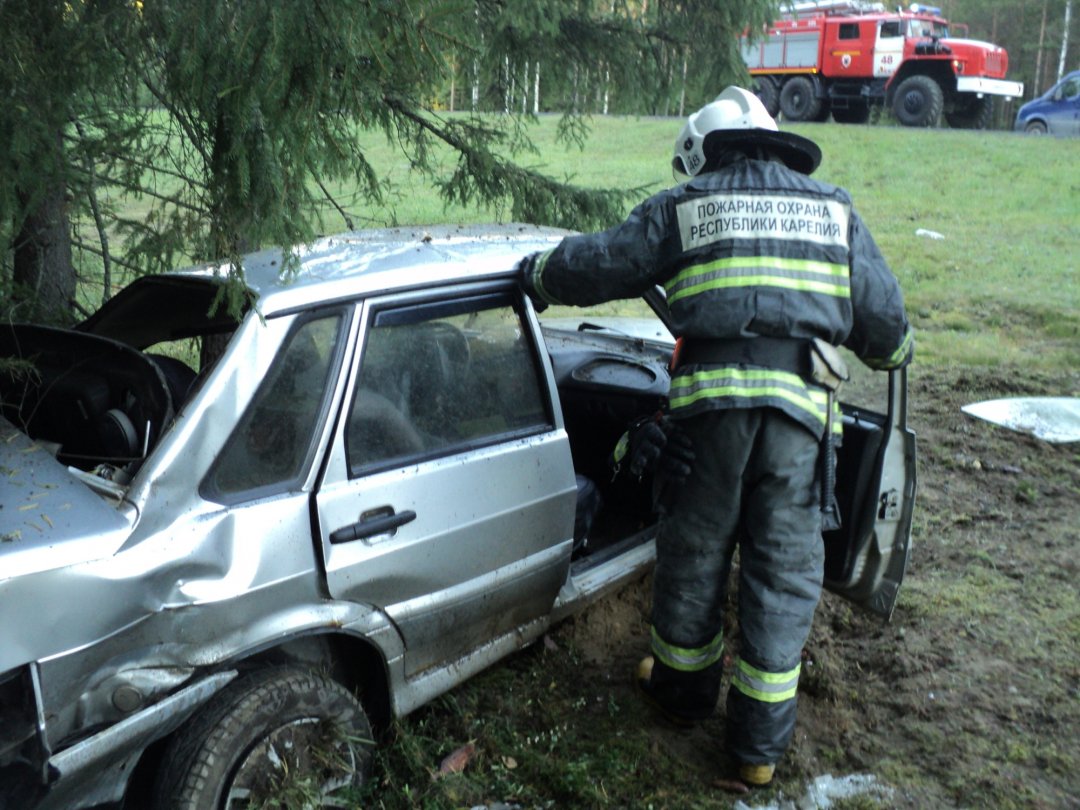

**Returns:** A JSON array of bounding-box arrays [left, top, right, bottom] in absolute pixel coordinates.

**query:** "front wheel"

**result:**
[[152, 668, 374, 810], [1024, 120, 1048, 135], [891, 75, 944, 127], [945, 95, 993, 129]]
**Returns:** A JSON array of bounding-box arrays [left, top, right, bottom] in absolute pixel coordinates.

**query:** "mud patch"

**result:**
[[555, 364, 1080, 807]]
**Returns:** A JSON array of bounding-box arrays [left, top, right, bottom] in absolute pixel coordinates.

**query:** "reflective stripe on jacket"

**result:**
[[524, 158, 913, 437]]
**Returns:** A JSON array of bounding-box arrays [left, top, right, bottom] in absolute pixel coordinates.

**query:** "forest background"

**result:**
[[0, 0, 1075, 326]]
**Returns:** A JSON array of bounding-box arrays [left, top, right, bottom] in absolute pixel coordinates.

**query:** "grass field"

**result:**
[[82, 114, 1080, 808], [315, 114, 1079, 373], [95, 113, 1078, 373], [327, 117, 1080, 809]]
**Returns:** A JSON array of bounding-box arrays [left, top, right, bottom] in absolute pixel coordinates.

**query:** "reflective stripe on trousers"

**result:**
[[732, 658, 801, 703], [651, 407, 824, 764], [650, 626, 724, 672]]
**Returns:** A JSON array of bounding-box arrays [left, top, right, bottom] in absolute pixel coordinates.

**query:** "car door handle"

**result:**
[[329, 508, 417, 544]]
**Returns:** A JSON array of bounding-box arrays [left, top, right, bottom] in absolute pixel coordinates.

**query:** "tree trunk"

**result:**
[[503, 55, 511, 114], [533, 62, 540, 114], [1034, 1, 1047, 94], [1059, 0, 1074, 82], [678, 52, 688, 118], [12, 161, 76, 325]]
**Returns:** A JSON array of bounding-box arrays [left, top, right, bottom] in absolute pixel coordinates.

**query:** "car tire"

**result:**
[[753, 78, 780, 118], [779, 76, 823, 122], [945, 95, 993, 129], [1024, 120, 1048, 135], [151, 667, 374, 810], [891, 75, 944, 127]]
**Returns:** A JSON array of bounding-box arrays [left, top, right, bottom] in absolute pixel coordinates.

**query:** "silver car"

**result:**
[[0, 224, 916, 809]]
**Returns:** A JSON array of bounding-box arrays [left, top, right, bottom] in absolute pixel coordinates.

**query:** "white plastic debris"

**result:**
[[734, 773, 893, 810], [961, 397, 1080, 443], [915, 228, 945, 240]]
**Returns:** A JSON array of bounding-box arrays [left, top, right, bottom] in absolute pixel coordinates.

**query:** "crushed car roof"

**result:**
[[180, 224, 572, 315]]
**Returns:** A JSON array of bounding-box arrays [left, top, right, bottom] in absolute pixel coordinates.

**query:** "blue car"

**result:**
[[1014, 70, 1080, 135]]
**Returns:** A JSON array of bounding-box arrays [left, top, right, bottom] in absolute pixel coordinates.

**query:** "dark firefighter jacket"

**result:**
[[522, 157, 914, 440]]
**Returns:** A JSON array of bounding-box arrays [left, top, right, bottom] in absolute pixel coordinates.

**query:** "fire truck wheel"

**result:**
[[779, 77, 822, 122], [892, 75, 944, 127], [753, 78, 780, 118], [945, 95, 993, 129]]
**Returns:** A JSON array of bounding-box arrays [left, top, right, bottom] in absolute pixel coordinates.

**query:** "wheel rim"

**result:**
[[902, 90, 926, 116], [224, 717, 360, 809]]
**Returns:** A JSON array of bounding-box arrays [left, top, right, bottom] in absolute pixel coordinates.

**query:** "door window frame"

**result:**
[[200, 306, 352, 504], [344, 283, 555, 479]]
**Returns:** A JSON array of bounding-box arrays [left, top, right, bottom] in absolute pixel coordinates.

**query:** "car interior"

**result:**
[[0, 277, 897, 591]]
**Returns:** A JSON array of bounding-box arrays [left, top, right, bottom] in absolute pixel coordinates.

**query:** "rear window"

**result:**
[[204, 312, 345, 500]]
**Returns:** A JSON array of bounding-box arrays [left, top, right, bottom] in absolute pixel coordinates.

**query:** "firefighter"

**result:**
[[517, 86, 913, 788]]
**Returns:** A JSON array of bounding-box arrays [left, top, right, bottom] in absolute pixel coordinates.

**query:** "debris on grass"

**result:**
[[961, 397, 1080, 443], [436, 741, 477, 778], [734, 773, 892, 810]]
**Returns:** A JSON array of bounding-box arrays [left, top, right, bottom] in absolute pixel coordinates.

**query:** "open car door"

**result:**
[[641, 287, 917, 621], [825, 367, 917, 620]]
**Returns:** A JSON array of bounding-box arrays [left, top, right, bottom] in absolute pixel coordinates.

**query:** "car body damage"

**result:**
[[0, 224, 915, 808]]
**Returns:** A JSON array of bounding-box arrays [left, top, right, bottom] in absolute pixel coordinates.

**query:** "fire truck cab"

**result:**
[[742, 1, 1024, 128]]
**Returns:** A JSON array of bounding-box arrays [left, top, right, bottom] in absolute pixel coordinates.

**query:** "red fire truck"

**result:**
[[741, 1, 1024, 128]]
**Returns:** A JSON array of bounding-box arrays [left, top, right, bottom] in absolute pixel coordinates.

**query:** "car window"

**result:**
[[879, 21, 901, 38], [346, 293, 550, 474], [906, 19, 946, 38], [539, 297, 674, 344], [204, 312, 345, 500]]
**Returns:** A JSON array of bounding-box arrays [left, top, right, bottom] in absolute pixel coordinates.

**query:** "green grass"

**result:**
[[94, 114, 1079, 373], [324, 118, 1079, 809], [323, 116, 1079, 373], [76, 116, 1079, 808]]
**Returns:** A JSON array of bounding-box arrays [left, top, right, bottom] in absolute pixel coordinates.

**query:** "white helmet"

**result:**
[[672, 86, 821, 176]]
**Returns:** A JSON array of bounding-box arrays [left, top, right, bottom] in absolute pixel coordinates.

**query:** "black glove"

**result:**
[[515, 252, 548, 313], [624, 417, 695, 484], [514, 253, 548, 313], [657, 420, 695, 484], [516, 251, 539, 281]]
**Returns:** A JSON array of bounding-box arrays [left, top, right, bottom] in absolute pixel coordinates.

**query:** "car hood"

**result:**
[[1016, 96, 1043, 115], [0, 417, 134, 581]]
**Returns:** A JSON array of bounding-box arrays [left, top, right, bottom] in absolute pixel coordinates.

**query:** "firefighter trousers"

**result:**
[[649, 407, 825, 765]]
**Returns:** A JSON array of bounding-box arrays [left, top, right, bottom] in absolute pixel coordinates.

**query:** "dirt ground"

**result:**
[[555, 364, 1080, 809]]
